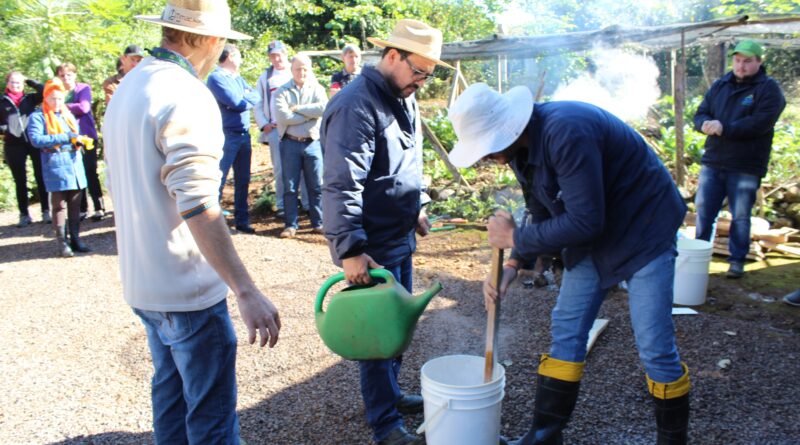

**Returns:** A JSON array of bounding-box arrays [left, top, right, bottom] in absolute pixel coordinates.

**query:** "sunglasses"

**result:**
[[404, 58, 435, 82]]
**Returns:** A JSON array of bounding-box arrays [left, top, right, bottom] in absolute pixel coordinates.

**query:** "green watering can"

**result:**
[[315, 269, 443, 360]]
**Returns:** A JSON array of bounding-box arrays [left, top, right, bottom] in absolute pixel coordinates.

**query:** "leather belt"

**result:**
[[282, 134, 313, 143]]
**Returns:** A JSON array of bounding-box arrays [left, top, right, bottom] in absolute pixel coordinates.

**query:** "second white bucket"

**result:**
[[418, 355, 505, 445], [673, 238, 713, 305]]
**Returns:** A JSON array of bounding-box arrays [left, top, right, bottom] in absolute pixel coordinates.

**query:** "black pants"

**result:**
[[3, 140, 49, 216], [79, 141, 104, 213]]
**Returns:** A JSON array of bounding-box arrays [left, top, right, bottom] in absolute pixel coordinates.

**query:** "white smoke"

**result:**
[[552, 47, 660, 122]]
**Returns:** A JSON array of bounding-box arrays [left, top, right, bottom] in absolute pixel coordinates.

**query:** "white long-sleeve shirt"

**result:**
[[102, 56, 228, 312]]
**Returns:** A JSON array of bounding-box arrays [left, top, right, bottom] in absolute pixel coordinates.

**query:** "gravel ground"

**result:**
[[1, 197, 799, 444]]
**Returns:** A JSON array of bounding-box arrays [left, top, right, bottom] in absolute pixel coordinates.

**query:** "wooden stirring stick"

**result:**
[[484, 247, 504, 382]]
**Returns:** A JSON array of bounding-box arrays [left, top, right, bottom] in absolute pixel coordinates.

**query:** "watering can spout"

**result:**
[[413, 282, 443, 315]]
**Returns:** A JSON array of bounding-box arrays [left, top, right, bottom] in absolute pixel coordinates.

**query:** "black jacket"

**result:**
[[0, 79, 44, 146], [693, 66, 785, 178], [511, 101, 686, 289], [321, 66, 423, 266]]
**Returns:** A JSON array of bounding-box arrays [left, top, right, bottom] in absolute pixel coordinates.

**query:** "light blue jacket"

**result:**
[[26, 110, 87, 192]]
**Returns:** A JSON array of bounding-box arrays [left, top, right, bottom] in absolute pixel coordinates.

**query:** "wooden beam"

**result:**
[[421, 120, 473, 191]]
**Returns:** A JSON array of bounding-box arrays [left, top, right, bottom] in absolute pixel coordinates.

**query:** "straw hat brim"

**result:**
[[135, 15, 253, 40], [367, 37, 454, 69], [448, 86, 534, 168]]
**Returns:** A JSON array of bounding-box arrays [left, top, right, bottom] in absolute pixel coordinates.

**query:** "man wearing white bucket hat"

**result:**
[[103, 0, 281, 443], [321, 19, 452, 445], [448, 83, 691, 444]]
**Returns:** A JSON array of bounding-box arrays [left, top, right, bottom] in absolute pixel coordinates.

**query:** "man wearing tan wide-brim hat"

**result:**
[[320, 19, 451, 445], [103, 0, 281, 443]]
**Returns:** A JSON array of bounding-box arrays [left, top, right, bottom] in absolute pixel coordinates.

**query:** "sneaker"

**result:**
[[91, 210, 105, 221], [311, 226, 324, 234], [79, 212, 87, 221], [42, 211, 52, 224], [726, 262, 744, 279], [17, 214, 32, 228], [221, 209, 232, 217], [783, 289, 800, 307], [279, 227, 296, 238]]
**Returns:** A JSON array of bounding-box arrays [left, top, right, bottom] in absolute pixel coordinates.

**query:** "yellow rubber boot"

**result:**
[[647, 363, 690, 445], [511, 354, 585, 445]]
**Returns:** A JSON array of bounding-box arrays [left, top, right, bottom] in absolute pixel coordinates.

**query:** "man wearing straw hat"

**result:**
[[447, 83, 690, 444], [102, 1, 281, 443], [321, 19, 452, 445]]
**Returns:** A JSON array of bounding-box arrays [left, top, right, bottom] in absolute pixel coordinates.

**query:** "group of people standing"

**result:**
[[2, 0, 794, 443], [1, 53, 142, 256], [208, 38, 362, 238]]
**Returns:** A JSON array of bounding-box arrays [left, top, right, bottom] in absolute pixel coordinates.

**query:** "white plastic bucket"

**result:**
[[673, 238, 713, 305], [417, 355, 505, 445]]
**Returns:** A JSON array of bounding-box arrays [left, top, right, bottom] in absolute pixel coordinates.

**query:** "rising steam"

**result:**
[[552, 46, 661, 122]]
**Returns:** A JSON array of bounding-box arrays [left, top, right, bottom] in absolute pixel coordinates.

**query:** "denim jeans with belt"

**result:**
[[694, 165, 760, 264], [358, 255, 413, 442], [133, 299, 240, 445], [219, 130, 252, 227], [280, 138, 323, 229], [551, 250, 684, 383], [268, 129, 308, 213]]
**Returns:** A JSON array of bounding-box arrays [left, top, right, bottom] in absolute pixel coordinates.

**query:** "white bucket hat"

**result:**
[[447, 83, 534, 168], [367, 19, 453, 69], [136, 0, 252, 40]]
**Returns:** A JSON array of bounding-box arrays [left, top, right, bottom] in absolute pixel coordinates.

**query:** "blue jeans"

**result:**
[[133, 299, 240, 445], [267, 129, 308, 212], [359, 255, 413, 441], [551, 251, 683, 383], [695, 166, 760, 264], [219, 131, 252, 227], [280, 138, 323, 229]]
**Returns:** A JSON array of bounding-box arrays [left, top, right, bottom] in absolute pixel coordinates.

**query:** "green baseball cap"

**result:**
[[731, 40, 764, 58]]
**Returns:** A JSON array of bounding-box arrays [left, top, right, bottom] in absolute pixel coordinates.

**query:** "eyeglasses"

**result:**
[[404, 58, 435, 82]]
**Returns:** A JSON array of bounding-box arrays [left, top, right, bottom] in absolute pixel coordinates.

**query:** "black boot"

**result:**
[[68, 219, 91, 253], [55, 225, 74, 258], [649, 363, 690, 445], [512, 355, 584, 445], [653, 393, 689, 445]]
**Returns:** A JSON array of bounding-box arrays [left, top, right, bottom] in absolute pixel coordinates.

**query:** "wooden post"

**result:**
[[497, 55, 503, 93], [484, 247, 504, 382], [673, 31, 686, 187], [448, 60, 462, 109]]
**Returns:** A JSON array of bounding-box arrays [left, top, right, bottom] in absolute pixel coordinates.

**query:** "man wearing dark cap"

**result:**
[[102, 44, 145, 105], [693, 40, 785, 278]]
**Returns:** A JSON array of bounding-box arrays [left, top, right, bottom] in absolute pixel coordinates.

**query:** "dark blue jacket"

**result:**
[[693, 66, 785, 178], [321, 66, 423, 267], [206, 67, 260, 132], [510, 101, 686, 289]]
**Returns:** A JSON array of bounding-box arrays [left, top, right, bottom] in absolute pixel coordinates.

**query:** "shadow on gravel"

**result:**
[[0, 216, 118, 262], [46, 431, 153, 445]]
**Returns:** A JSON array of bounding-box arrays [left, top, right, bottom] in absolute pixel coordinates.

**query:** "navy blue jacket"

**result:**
[[693, 66, 785, 178], [321, 66, 423, 266], [510, 101, 686, 289], [206, 67, 260, 132]]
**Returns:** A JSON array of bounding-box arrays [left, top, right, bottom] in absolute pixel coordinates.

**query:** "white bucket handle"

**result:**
[[416, 398, 450, 435]]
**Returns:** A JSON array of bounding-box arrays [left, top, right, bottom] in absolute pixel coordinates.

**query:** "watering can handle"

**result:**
[[314, 269, 396, 314]]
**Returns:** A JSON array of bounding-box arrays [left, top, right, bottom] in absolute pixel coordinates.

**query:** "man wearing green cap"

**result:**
[[693, 40, 785, 278]]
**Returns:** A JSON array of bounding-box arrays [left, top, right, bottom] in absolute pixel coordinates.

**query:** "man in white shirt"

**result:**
[[103, 1, 281, 443], [255, 40, 308, 218]]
